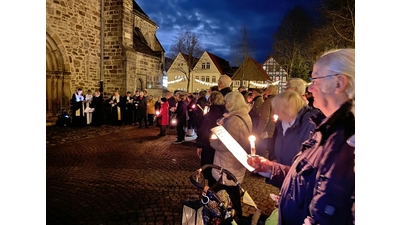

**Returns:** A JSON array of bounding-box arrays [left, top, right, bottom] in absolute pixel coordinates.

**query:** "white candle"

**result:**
[[248, 135, 256, 156], [203, 106, 209, 115]]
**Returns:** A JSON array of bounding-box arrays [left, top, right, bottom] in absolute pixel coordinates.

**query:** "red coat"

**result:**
[[158, 103, 169, 125]]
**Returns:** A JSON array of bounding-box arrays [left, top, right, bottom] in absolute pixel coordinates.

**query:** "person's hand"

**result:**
[[247, 156, 273, 174], [196, 148, 202, 159]]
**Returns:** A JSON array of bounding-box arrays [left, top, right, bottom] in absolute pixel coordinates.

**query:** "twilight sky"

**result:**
[[135, 0, 319, 66]]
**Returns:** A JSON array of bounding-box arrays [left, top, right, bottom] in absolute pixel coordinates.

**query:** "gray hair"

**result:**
[[218, 75, 232, 89], [317, 48, 355, 99], [225, 91, 249, 113], [287, 78, 307, 95]]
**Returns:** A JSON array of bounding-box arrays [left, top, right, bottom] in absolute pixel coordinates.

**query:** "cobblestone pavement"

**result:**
[[46, 124, 279, 225]]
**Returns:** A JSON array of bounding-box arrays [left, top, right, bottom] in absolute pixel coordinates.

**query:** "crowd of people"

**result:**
[[70, 89, 160, 128], [68, 48, 355, 225]]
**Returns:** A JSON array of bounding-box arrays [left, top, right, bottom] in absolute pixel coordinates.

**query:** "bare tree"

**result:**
[[169, 31, 204, 92], [323, 0, 355, 45], [230, 26, 254, 86], [272, 6, 314, 78]]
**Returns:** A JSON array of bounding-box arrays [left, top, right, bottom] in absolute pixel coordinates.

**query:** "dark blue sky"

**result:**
[[135, 0, 319, 66]]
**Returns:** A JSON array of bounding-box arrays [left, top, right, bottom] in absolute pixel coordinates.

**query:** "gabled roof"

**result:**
[[262, 55, 288, 72], [132, 27, 161, 57], [164, 57, 174, 71], [206, 51, 232, 75], [231, 56, 272, 81], [180, 52, 200, 70], [132, 0, 157, 27]]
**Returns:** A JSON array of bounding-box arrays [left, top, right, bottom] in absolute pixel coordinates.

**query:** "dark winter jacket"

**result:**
[[268, 106, 323, 166], [195, 105, 226, 148], [219, 87, 232, 97], [266, 100, 355, 225], [194, 96, 208, 129], [175, 100, 187, 125]]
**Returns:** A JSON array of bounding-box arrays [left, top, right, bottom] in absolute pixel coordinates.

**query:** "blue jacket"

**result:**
[[268, 106, 323, 166], [267, 100, 355, 225]]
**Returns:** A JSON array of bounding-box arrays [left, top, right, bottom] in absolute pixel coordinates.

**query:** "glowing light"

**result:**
[[167, 78, 184, 84], [248, 80, 280, 88], [156, 110, 160, 116], [171, 118, 177, 125], [273, 114, 278, 122], [203, 105, 209, 115], [248, 135, 256, 156], [194, 79, 218, 86]]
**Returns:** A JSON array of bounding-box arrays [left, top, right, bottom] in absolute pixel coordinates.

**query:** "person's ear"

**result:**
[[335, 75, 348, 94]]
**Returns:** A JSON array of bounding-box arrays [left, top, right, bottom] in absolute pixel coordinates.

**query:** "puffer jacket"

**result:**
[[266, 100, 355, 225], [210, 108, 252, 185]]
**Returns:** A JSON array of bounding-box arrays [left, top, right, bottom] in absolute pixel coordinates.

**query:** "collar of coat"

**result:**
[[310, 100, 355, 143]]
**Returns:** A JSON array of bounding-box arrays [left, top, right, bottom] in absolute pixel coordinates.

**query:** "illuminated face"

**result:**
[[308, 63, 337, 111], [77, 90, 82, 95]]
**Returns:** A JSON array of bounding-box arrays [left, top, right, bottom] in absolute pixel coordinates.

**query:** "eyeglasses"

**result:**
[[310, 74, 339, 84]]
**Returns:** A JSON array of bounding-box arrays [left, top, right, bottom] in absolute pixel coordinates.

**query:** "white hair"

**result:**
[[218, 75, 232, 88], [287, 78, 307, 95], [318, 49, 355, 99]]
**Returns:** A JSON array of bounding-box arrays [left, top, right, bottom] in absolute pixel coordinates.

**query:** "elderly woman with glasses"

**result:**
[[248, 48, 355, 225]]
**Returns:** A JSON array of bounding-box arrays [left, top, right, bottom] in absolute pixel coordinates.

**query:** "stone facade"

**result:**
[[46, 0, 165, 123]]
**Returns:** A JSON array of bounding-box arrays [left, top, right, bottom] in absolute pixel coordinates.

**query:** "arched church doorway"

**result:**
[[136, 78, 144, 91], [46, 32, 71, 123]]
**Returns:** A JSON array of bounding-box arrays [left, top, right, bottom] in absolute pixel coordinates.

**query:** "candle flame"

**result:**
[[156, 110, 160, 115], [273, 114, 278, 122], [248, 135, 256, 142]]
